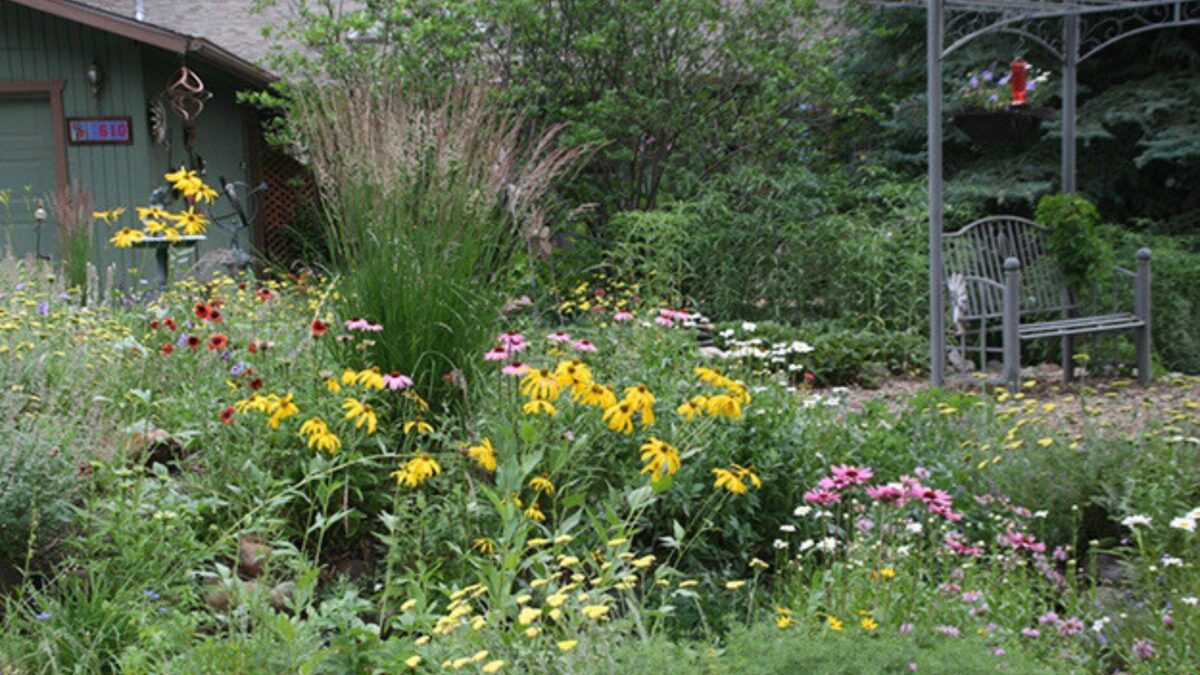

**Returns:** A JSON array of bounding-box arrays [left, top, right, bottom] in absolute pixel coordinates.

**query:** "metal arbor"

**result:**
[[885, 0, 1200, 385]]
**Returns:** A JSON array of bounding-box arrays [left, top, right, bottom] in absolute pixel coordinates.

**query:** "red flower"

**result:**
[[186, 335, 201, 349], [163, 317, 177, 331], [248, 377, 264, 391], [311, 319, 329, 337], [208, 309, 223, 323], [194, 303, 210, 320], [219, 406, 235, 424], [207, 333, 228, 351], [237, 282, 247, 290], [257, 288, 275, 302], [247, 341, 257, 354], [160, 343, 174, 356], [149, 319, 160, 330]]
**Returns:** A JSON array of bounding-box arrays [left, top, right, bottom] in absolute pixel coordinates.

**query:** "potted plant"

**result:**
[[951, 59, 1054, 146]]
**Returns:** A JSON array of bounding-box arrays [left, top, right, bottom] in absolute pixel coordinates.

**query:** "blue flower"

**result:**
[[230, 363, 246, 376], [35, 612, 51, 620], [969, 76, 979, 87], [1026, 81, 1037, 92], [982, 70, 994, 81], [144, 589, 160, 600], [37, 300, 49, 317]]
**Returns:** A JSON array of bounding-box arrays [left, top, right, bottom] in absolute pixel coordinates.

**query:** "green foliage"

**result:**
[[603, 622, 1056, 674], [607, 165, 947, 330], [1110, 228, 1200, 373], [1035, 193, 1107, 288], [255, 0, 846, 226]]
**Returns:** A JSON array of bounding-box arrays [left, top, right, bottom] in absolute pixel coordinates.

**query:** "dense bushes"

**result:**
[[607, 165, 955, 330]]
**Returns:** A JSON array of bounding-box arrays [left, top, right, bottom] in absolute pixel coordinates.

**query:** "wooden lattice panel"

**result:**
[[258, 146, 318, 265]]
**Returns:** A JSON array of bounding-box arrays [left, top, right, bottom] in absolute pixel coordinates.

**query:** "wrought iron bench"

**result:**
[[942, 216, 1151, 387]]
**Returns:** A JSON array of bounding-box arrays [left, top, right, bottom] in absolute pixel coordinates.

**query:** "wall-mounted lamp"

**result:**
[[86, 59, 105, 98]]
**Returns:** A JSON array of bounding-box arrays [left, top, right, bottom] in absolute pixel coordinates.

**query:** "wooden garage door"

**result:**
[[0, 95, 59, 258]]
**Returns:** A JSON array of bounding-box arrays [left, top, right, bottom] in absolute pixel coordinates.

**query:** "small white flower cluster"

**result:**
[[1169, 506, 1200, 533], [1121, 514, 1153, 528]]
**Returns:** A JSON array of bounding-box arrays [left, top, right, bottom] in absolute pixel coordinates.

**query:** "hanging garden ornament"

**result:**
[[1009, 58, 1029, 107]]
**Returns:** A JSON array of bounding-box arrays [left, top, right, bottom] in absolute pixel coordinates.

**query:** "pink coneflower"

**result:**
[[865, 483, 906, 503], [934, 625, 961, 637], [655, 316, 675, 327], [572, 339, 597, 352], [383, 372, 413, 390], [830, 464, 874, 487], [501, 361, 529, 377], [899, 622, 914, 635], [613, 310, 634, 322], [344, 318, 369, 331], [856, 518, 874, 532], [1005, 530, 1047, 553], [944, 532, 982, 556], [498, 332, 527, 352], [1021, 627, 1040, 638], [659, 308, 693, 321], [916, 487, 953, 509], [802, 489, 841, 506], [547, 331, 572, 343], [484, 346, 509, 361], [929, 504, 964, 522], [1056, 617, 1084, 636], [818, 476, 840, 491]]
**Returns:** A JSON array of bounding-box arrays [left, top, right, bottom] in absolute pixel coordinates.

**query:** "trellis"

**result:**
[[882, 0, 1200, 385]]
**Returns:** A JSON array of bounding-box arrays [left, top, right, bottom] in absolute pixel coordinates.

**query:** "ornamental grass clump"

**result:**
[[291, 78, 591, 405]]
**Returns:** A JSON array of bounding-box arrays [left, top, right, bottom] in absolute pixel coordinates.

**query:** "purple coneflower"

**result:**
[[383, 372, 413, 390], [501, 361, 529, 377], [572, 339, 597, 353]]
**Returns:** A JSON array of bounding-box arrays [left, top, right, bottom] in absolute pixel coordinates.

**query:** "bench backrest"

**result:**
[[943, 215, 1071, 321]]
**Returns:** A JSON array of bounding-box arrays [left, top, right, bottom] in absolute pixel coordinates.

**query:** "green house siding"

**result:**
[[0, 0, 260, 286]]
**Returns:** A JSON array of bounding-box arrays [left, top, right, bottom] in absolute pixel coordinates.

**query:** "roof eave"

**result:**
[[9, 0, 275, 87]]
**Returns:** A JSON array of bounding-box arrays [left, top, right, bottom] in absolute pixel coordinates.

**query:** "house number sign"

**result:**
[[67, 117, 133, 145]]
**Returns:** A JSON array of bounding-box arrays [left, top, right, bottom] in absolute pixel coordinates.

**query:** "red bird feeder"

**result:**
[[1010, 58, 1029, 106]]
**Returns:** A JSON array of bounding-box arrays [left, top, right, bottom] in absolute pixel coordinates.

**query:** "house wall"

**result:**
[[0, 0, 260, 286]]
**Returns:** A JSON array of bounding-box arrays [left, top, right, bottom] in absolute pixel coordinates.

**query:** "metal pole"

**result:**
[[1059, 11, 1080, 380], [1062, 12, 1079, 193], [1003, 257, 1022, 388], [928, 0, 946, 386]]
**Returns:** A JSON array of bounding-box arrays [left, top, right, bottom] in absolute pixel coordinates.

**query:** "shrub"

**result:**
[[1035, 193, 1109, 289]]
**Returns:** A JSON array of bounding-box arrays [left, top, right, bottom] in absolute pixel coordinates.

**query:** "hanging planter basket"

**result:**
[[951, 108, 1052, 146]]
